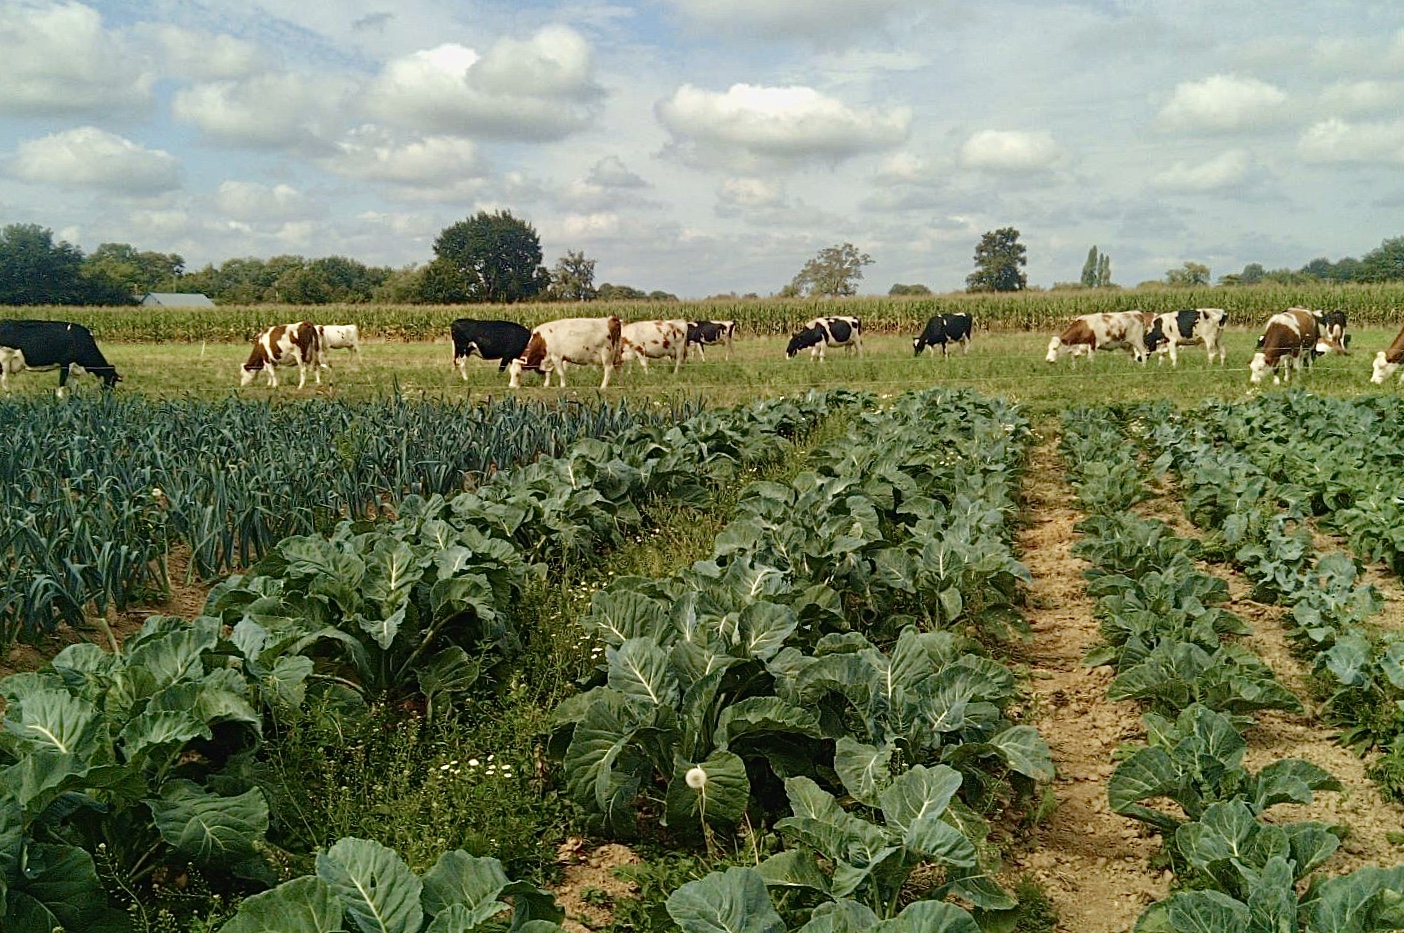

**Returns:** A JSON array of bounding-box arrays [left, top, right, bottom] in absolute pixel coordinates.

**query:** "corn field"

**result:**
[[9, 282, 1404, 341]]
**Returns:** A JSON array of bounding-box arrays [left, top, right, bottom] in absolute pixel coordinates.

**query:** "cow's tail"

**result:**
[[608, 316, 623, 366]]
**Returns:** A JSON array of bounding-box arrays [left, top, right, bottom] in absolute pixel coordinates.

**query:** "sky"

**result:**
[[2, 1, 1403, 299]]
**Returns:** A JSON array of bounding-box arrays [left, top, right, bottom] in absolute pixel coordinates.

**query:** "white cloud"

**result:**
[[1157, 74, 1289, 134], [873, 152, 942, 186], [587, 156, 648, 189], [657, 83, 910, 168], [213, 181, 313, 221], [11, 126, 179, 195], [665, 0, 906, 43], [1320, 80, 1404, 117], [1151, 149, 1254, 192], [322, 127, 488, 200], [0, 1, 153, 116], [959, 130, 1063, 173], [364, 26, 601, 141], [1298, 117, 1404, 164], [718, 177, 786, 209], [173, 73, 352, 150], [141, 23, 264, 81]]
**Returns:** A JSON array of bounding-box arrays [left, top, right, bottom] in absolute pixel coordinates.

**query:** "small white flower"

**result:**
[[685, 766, 707, 790], [151, 487, 164, 499], [468, 758, 480, 767]]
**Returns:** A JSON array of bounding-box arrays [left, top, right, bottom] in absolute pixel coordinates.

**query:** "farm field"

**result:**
[[16, 326, 1404, 415], [7, 329, 1404, 930]]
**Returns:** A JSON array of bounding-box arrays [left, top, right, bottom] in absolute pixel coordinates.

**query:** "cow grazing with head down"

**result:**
[[241, 321, 322, 389], [1144, 308, 1227, 366], [315, 324, 361, 368], [686, 320, 736, 361], [1314, 309, 1349, 356], [785, 316, 863, 361], [913, 313, 973, 358], [508, 316, 623, 389], [451, 319, 532, 378], [620, 320, 689, 373], [1249, 308, 1318, 385], [1371, 323, 1404, 384], [0, 320, 121, 396], [1046, 311, 1148, 365]]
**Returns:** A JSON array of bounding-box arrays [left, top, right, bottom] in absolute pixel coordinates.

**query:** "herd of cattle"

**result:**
[[1, 307, 1403, 393]]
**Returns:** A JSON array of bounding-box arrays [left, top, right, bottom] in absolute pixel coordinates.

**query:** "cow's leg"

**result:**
[[636, 354, 649, 372], [856, 334, 864, 357], [1169, 342, 1179, 367], [600, 358, 613, 389], [56, 364, 71, 398], [694, 342, 706, 362], [724, 335, 733, 361]]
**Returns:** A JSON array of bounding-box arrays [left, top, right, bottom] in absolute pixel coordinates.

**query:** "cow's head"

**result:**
[[1372, 350, 1397, 385], [98, 367, 122, 389], [1045, 336, 1062, 363], [1248, 352, 1271, 384], [912, 335, 925, 357], [785, 327, 821, 358], [1144, 319, 1166, 352]]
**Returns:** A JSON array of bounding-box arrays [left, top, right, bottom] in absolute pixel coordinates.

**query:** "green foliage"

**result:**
[[0, 223, 132, 305], [788, 243, 873, 298], [549, 250, 598, 302], [887, 283, 931, 296], [215, 840, 567, 932], [965, 228, 1027, 293], [1164, 261, 1210, 287], [431, 210, 550, 304], [0, 616, 273, 929]]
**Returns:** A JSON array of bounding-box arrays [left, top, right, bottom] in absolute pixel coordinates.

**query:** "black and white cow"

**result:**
[[0, 320, 121, 395], [1143, 308, 1227, 365], [912, 313, 973, 358], [686, 320, 736, 361], [785, 316, 863, 361], [1314, 310, 1348, 356], [451, 319, 533, 377]]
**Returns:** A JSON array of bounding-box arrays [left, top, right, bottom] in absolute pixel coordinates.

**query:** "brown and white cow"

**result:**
[[508, 316, 623, 389], [1144, 308, 1228, 366], [620, 320, 688, 373], [1046, 311, 1148, 364], [1371, 323, 1404, 384], [1249, 308, 1318, 385], [241, 321, 322, 389]]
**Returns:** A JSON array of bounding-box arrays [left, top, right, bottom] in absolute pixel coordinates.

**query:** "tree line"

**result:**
[[4, 209, 1404, 306]]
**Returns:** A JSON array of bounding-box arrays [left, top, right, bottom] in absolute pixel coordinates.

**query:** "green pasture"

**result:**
[[29, 326, 1404, 418]]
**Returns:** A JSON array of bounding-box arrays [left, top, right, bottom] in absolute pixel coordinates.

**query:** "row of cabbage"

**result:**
[[1133, 395, 1404, 763], [0, 393, 703, 652], [1061, 407, 1404, 933], [0, 391, 851, 932], [559, 388, 1055, 932]]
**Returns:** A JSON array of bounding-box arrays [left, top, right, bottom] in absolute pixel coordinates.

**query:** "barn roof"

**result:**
[[139, 292, 215, 307]]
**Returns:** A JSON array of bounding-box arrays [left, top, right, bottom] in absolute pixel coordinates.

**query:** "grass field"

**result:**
[[25, 326, 1404, 418]]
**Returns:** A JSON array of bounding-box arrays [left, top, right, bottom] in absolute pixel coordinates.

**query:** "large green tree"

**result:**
[[1164, 261, 1210, 287], [430, 210, 550, 303], [84, 243, 184, 296], [966, 227, 1027, 292], [788, 242, 873, 297], [0, 224, 128, 305], [1360, 236, 1404, 282], [549, 250, 597, 301]]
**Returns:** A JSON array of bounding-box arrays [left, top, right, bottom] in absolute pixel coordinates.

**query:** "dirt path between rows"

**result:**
[[1009, 433, 1168, 932]]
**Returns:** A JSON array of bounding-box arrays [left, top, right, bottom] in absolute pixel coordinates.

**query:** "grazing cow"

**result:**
[[785, 316, 863, 361], [0, 320, 121, 396], [1249, 308, 1318, 385], [1314, 309, 1349, 356], [1371, 323, 1404, 384], [451, 319, 532, 377], [241, 321, 322, 389], [508, 316, 622, 389], [620, 320, 689, 373], [686, 320, 737, 361], [1046, 311, 1148, 364], [912, 313, 973, 358], [1143, 308, 1228, 365], [315, 324, 361, 368]]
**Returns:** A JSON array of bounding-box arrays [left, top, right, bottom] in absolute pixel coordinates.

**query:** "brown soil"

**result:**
[[551, 840, 642, 933], [0, 546, 213, 678], [1008, 434, 1169, 932]]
